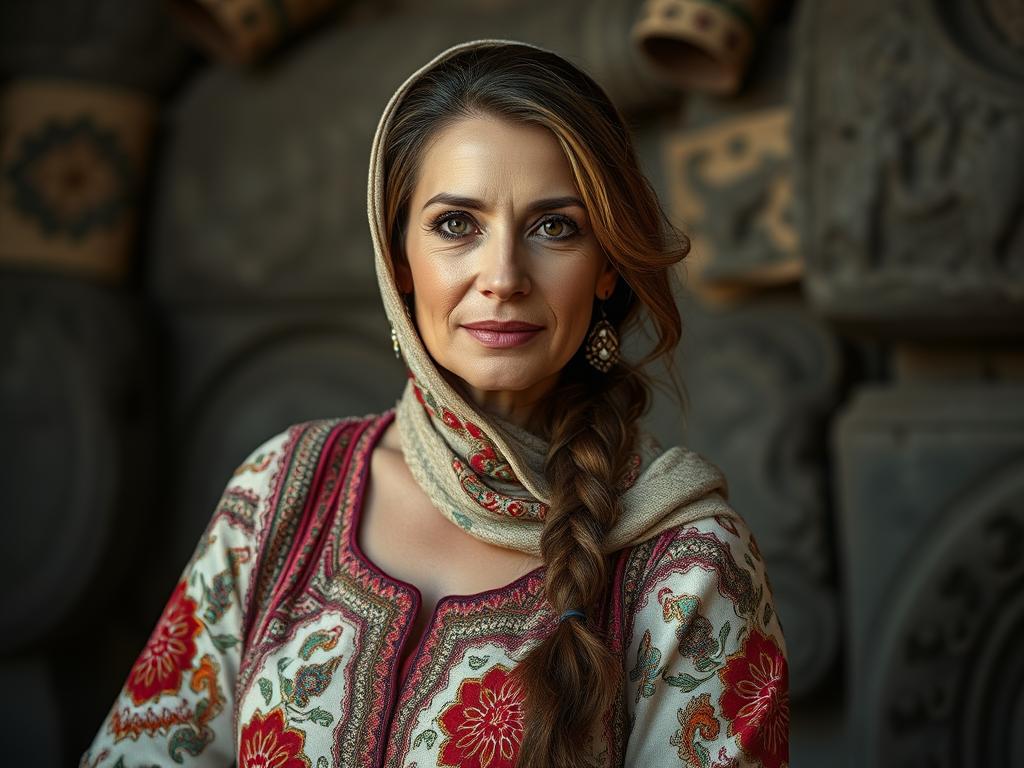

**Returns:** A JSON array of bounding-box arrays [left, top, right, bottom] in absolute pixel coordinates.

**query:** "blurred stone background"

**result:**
[[1, 0, 1021, 765]]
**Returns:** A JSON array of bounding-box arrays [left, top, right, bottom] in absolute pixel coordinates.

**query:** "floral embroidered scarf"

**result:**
[[367, 39, 736, 557]]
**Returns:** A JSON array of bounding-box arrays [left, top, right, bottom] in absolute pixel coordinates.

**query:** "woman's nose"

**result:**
[[474, 231, 531, 300]]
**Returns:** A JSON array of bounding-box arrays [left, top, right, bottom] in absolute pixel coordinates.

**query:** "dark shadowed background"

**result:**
[[1, 0, 1022, 765]]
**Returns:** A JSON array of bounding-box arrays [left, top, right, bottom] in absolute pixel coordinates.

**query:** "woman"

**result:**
[[83, 39, 788, 768]]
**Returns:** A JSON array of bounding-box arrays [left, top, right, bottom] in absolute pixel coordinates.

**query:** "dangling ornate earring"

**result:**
[[585, 298, 619, 373], [390, 324, 401, 359], [391, 293, 414, 360]]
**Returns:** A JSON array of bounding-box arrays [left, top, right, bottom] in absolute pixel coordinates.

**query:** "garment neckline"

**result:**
[[345, 409, 547, 608]]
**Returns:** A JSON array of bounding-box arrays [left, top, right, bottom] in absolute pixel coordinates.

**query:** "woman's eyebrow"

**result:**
[[421, 192, 488, 212], [421, 192, 586, 214], [525, 196, 586, 214]]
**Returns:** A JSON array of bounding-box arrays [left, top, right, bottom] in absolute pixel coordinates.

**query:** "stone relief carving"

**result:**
[[794, 0, 1024, 327], [866, 460, 1024, 766], [836, 383, 1024, 766]]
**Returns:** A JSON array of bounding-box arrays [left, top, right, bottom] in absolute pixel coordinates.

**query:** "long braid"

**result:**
[[514, 363, 648, 767]]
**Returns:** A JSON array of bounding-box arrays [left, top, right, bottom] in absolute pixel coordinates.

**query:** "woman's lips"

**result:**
[[461, 321, 544, 349]]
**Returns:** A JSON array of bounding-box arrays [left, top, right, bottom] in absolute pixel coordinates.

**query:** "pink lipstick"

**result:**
[[461, 320, 544, 349]]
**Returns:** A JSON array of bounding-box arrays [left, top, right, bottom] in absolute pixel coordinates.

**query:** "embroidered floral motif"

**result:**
[[628, 628, 663, 703], [233, 451, 275, 476], [441, 408, 462, 431], [452, 459, 548, 521], [239, 707, 311, 768], [715, 515, 739, 537], [414, 379, 519, 483], [290, 657, 342, 708], [203, 547, 251, 623], [653, 529, 761, 619], [669, 692, 720, 767], [298, 626, 342, 660], [109, 700, 195, 742], [437, 664, 525, 768], [679, 615, 719, 662], [165, 653, 225, 761], [125, 581, 202, 705], [659, 587, 700, 624], [658, 588, 726, 670], [718, 629, 789, 768], [748, 534, 763, 562]]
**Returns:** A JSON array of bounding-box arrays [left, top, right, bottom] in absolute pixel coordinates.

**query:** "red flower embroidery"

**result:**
[[240, 707, 310, 768], [718, 629, 789, 768], [125, 581, 202, 705], [441, 408, 463, 430], [438, 664, 524, 768]]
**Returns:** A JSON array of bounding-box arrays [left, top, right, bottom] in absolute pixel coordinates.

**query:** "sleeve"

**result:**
[[80, 429, 291, 768], [622, 515, 789, 768]]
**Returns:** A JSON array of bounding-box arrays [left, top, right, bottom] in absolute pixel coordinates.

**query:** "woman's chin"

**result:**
[[448, 361, 559, 398]]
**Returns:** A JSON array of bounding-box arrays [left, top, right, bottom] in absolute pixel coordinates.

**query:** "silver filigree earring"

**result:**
[[585, 298, 619, 373]]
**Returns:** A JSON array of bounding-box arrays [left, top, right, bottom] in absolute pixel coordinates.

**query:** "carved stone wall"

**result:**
[[795, 0, 1024, 764]]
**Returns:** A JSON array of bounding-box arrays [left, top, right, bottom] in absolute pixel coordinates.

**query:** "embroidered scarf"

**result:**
[[367, 39, 735, 557]]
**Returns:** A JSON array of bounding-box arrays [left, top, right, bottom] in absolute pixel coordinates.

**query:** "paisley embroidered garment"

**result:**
[[82, 412, 788, 767]]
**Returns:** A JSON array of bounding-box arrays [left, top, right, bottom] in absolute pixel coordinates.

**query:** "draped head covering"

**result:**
[[367, 39, 736, 557]]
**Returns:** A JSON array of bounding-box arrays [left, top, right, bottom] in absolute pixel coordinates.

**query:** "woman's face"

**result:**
[[397, 114, 618, 420]]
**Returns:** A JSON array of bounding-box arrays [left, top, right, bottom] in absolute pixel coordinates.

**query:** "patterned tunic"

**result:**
[[81, 411, 789, 768]]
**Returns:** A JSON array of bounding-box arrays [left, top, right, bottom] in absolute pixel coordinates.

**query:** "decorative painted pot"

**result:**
[[0, 79, 155, 281], [631, 0, 779, 94], [166, 0, 340, 65]]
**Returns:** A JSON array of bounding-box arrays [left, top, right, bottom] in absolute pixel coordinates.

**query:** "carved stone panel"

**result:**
[[835, 384, 1024, 765], [794, 0, 1024, 333], [644, 299, 841, 698]]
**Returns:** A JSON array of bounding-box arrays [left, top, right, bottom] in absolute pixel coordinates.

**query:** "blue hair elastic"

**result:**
[[559, 609, 586, 623]]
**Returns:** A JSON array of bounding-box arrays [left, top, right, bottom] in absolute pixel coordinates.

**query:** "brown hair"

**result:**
[[382, 43, 688, 767]]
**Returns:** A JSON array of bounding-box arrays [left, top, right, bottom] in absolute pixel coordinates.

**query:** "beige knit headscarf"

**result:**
[[367, 39, 736, 558]]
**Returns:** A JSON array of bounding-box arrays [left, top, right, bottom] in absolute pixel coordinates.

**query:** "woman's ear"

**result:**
[[394, 255, 414, 294], [595, 260, 618, 300]]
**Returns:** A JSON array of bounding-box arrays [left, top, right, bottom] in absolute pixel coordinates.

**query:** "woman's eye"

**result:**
[[442, 217, 470, 236], [432, 214, 475, 240], [536, 216, 579, 240], [542, 220, 565, 237]]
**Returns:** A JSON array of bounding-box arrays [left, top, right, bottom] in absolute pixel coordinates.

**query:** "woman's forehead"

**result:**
[[411, 115, 579, 208]]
